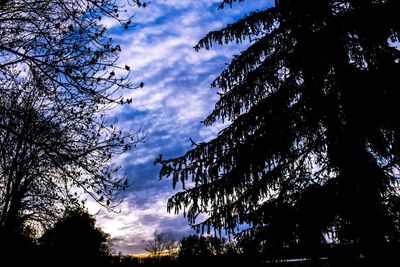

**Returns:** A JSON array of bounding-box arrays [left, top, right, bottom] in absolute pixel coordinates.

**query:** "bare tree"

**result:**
[[0, 0, 145, 105], [144, 233, 178, 259], [0, 71, 142, 233], [0, 0, 146, 233]]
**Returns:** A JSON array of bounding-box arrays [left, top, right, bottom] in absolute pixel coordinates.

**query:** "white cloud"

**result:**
[[94, 189, 191, 254]]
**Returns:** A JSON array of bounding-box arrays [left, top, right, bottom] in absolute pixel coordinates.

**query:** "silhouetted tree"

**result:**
[[0, 76, 141, 235], [0, 0, 144, 101], [158, 0, 400, 263], [144, 233, 178, 259], [0, 0, 145, 234], [40, 208, 112, 264], [178, 235, 224, 259]]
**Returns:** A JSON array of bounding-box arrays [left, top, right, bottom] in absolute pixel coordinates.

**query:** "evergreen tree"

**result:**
[[158, 0, 400, 262]]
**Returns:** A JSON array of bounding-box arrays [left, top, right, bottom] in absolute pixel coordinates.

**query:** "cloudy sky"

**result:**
[[91, 0, 273, 255]]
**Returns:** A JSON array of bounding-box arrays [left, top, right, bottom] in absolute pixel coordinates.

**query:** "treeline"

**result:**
[[0, 207, 390, 266], [128, 234, 376, 267]]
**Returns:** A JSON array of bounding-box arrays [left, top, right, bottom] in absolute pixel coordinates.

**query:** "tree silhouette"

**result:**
[[178, 235, 224, 259], [144, 233, 178, 259], [0, 0, 145, 234], [40, 208, 113, 265], [158, 0, 400, 263], [0, 74, 141, 235], [0, 0, 145, 102]]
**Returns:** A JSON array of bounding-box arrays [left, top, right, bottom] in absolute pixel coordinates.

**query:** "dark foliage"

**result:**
[[0, 209, 113, 266], [39, 208, 113, 265], [0, 226, 42, 266], [158, 0, 400, 263], [179, 235, 224, 259]]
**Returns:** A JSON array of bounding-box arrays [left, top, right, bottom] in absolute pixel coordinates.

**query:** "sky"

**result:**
[[89, 0, 273, 255]]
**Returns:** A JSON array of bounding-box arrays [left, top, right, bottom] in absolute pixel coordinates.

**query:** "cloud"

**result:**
[[94, 190, 194, 254], [92, 0, 273, 255]]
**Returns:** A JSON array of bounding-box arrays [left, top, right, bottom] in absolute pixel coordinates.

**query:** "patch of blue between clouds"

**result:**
[[95, 0, 273, 254]]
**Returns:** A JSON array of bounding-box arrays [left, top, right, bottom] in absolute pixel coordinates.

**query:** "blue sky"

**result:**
[[90, 0, 273, 255]]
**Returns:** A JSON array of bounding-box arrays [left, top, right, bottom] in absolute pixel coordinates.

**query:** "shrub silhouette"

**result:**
[[39, 208, 112, 265]]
